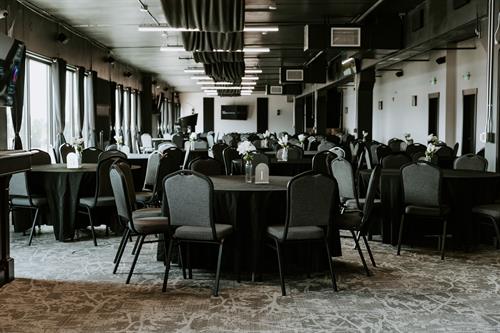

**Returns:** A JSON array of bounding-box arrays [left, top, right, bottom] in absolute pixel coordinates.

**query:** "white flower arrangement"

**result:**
[[72, 138, 84, 153], [263, 130, 271, 139], [278, 134, 289, 148], [404, 133, 412, 140], [425, 134, 439, 161], [114, 135, 123, 145], [362, 130, 369, 138], [237, 141, 256, 161], [298, 134, 306, 143], [189, 133, 197, 142]]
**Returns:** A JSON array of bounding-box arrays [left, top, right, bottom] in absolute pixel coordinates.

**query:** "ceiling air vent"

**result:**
[[330, 27, 361, 47], [285, 69, 304, 82], [269, 85, 283, 95]]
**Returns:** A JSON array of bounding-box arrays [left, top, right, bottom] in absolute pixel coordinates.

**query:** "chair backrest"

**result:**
[[330, 146, 345, 158], [206, 133, 215, 148], [388, 138, 405, 152], [59, 143, 74, 163], [312, 151, 335, 176], [143, 151, 162, 191], [317, 141, 335, 152], [283, 172, 338, 239], [109, 162, 135, 230], [453, 154, 488, 171], [401, 161, 442, 207], [477, 147, 485, 157], [452, 142, 459, 157], [411, 150, 426, 162], [172, 134, 184, 149], [375, 144, 392, 165], [158, 142, 176, 153], [81, 147, 103, 163], [9, 172, 29, 198], [105, 144, 117, 151], [151, 153, 182, 203], [435, 145, 454, 157], [212, 143, 228, 164], [309, 140, 320, 151], [94, 155, 125, 203], [405, 143, 426, 158], [331, 157, 357, 201], [250, 152, 269, 172], [30, 149, 51, 165], [189, 157, 223, 176], [222, 147, 240, 175], [98, 150, 127, 162], [140, 133, 153, 148], [381, 153, 412, 169], [164, 170, 216, 239], [369, 143, 381, 165], [163, 147, 183, 168], [182, 143, 191, 169]]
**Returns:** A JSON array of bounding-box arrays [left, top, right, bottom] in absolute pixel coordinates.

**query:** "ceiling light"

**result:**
[[268, 5, 277, 10], [243, 26, 279, 32], [160, 46, 186, 52], [191, 76, 211, 80], [242, 76, 259, 80], [241, 82, 257, 85], [245, 69, 262, 74], [206, 92, 218, 96], [242, 47, 270, 53], [184, 69, 205, 73]]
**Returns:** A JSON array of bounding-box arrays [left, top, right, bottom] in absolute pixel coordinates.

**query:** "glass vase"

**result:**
[[282, 147, 288, 161], [245, 160, 253, 183], [190, 141, 195, 150]]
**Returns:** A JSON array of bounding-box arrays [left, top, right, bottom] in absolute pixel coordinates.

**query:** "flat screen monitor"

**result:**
[[179, 113, 198, 132], [221, 105, 248, 120]]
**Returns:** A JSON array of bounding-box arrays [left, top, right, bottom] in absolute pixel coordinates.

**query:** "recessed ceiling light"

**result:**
[[268, 5, 277, 10], [243, 26, 279, 32], [242, 76, 259, 80], [245, 69, 262, 74], [241, 82, 257, 85], [160, 46, 186, 52], [140, 25, 278, 33], [184, 69, 205, 73], [191, 76, 211, 80], [163, 47, 270, 53]]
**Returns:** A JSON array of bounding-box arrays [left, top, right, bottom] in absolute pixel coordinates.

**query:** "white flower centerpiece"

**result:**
[[404, 133, 413, 144], [362, 130, 369, 142], [72, 138, 84, 167], [114, 135, 123, 150], [189, 132, 197, 150], [298, 134, 306, 150], [237, 141, 257, 183], [425, 134, 439, 162], [262, 130, 271, 148], [278, 134, 289, 161]]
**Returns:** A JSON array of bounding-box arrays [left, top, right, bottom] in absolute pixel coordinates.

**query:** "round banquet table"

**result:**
[[28, 164, 140, 241], [232, 158, 311, 176], [359, 168, 500, 248], [158, 175, 341, 278]]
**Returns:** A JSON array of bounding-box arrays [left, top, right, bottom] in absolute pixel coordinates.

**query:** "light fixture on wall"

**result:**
[[124, 71, 133, 78], [395, 70, 404, 77], [463, 72, 471, 80], [436, 56, 446, 65], [430, 77, 438, 85], [56, 32, 70, 45]]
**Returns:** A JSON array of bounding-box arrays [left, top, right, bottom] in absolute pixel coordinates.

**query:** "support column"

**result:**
[[356, 68, 375, 140], [141, 75, 153, 135]]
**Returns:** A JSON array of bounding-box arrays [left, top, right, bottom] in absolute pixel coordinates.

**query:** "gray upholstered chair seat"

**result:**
[[405, 205, 449, 217], [10, 196, 47, 207], [471, 204, 500, 219], [79, 196, 115, 208], [135, 191, 153, 203], [345, 198, 381, 210], [267, 225, 325, 240], [132, 207, 162, 219], [335, 212, 363, 230], [130, 217, 169, 234], [174, 224, 233, 241]]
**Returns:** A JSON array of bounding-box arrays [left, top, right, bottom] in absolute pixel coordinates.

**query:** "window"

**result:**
[[64, 69, 77, 142], [26, 59, 51, 151]]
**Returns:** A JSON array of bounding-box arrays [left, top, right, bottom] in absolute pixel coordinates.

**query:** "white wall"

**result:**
[[343, 36, 488, 153], [179, 93, 294, 134]]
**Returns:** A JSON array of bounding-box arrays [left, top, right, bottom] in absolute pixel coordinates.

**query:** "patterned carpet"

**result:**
[[1, 226, 499, 333]]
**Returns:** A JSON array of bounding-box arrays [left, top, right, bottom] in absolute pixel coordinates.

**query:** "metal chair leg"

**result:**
[[28, 208, 40, 246], [351, 230, 370, 276], [86, 207, 98, 246], [187, 243, 193, 279], [274, 238, 286, 296], [113, 229, 130, 274], [131, 235, 140, 255], [177, 243, 186, 279], [440, 219, 448, 260], [397, 215, 405, 256], [126, 234, 145, 284], [113, 229, 128, 264], [324, 238, 338, 292], [162, 237, 174, 292], [362, 235, 377, 267], [490, 217, 500, 249], [213, 240, 224, 297]]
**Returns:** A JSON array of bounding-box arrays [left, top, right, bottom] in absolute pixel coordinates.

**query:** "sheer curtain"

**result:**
[[51, 58, 67, 155], [114, 85, 122, 140], [136, 92, 142, 134], [83, 71, 96, 147], [130, 90, 137, 153], [122, 88, 131, 148]]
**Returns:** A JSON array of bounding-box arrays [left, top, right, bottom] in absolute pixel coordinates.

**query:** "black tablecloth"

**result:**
[[232, 159, 311, 176], [158, 175, 341, 276], [359, 168, 500, 247]]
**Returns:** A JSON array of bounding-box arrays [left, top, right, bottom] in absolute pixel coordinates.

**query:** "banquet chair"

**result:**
[[375, 144, 392, 165], [207, 133, 215, 148], [162, 170, 234, 296], [381, 153, 411, 169], [307, 136, 316, 151], [211, 143, 229, 165], [406, 143, 426, 160], [189, 157, 223, 176], [109, 162, 168, 284], [78, 155, 125, 246], [142, 151, 161, 191], [59, 143, 74, 163], [140, 133, 154, 153], [312, 151, 335, 176], [223, 147, 240, 175], [98, 150, 127, 162], [317, 141, 335, 152], [398, 161, 450, 260], [453, 154, 488, 171], [266, 172, 338, 296], [162, 146, 183, 169], [436, 145, 454, 169], [158, 142, 176, 153], [105, 144, 118, 151], [331, 157, 359, 211], [471, 204, 500, 249], [9, 171, 48, 246], [330, 147, 345, 159], [30, 149, 52, 165], [194, 139, 208, 150], [82, 147, 103, 163], [452, 142, 460, 157], [335, 165, 381, 275], [172, 134, 184, 149], [388, 138, 405, 152], [250, 152, 269, 173]]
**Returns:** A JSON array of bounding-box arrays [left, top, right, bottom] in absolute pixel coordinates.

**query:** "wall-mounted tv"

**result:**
[[221, 105, 248, 120]]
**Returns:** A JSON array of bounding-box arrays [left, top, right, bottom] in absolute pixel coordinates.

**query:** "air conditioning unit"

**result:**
[[285, 69, 304, 81], [268, 85, 283, 95], [331, 27, 361, 47]]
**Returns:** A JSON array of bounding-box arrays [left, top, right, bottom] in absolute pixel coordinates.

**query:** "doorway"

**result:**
[[462, 89, 477, 155], [428, 93, 439, 136]]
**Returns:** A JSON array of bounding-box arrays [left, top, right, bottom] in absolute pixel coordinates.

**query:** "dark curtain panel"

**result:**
[[193, 51, 244, 64], [109, 81, 117, 142], [161, 0, 244, 32], [204, 62, 244, 83], [52, 58, 67, 153], [182, 31, 243, 51], [76, 67, 85, 138], [10, 41, 26, 149]]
